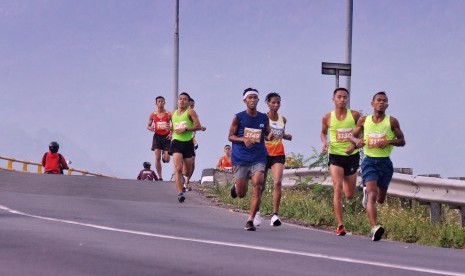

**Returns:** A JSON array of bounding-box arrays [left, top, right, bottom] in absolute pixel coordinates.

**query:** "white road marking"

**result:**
[[0, 204, 463, 276]]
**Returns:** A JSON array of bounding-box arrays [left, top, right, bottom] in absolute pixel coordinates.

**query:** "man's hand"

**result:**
[[345, 143, 355, 155], [322, 142, 329, 153], [244, 137, 254, 148]]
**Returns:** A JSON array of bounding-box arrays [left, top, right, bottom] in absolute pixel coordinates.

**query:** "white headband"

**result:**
[[243, 91, 259, 100]]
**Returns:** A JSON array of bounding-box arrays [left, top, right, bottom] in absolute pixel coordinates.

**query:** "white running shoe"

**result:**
[[362, 187, 368, 209], [270, 214, 282, 226], [253, 211, 262, 226]]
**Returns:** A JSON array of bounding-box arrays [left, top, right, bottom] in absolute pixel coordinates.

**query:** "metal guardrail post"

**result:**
[[461, 207, 465, 228], [67, 169, 72, 176], [394, 168, 413, 208], [448, 177, 465, 227], [38, 165, 42, 174], [420, 174, 442, 225], [7, 160, 13, 170], [23, 163, 28, 172]]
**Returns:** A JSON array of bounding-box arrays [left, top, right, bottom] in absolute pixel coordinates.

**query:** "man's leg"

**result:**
[[183, 156, 193, 190], [343, 172, 357, 200], [330, 165, 345, 227], [271, 162, 284, 214], [155, 149, 162, 180], [235, 178, 249, 198], [162, 150, 170, 163], [248, 171, 265, 221], [173, 153, 185, 193], [365, 180, 379, 227]]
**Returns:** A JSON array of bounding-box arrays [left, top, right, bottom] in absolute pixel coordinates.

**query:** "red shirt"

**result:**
[[137, 169, 158, 181], [219, 155, 233, 169], [42, 151, 69, 174], [153, 112, 170, 136]]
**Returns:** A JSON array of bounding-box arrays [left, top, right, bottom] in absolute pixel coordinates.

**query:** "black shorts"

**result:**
[[170, 139, 195, 158], [266, 155, 286, 170], [151, 134, 171, 151], [328, 152, 360, 176]]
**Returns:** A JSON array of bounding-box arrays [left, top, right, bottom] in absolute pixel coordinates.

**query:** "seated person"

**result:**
[[42, 141, 69, 174], [216, 144, 232, 172], [137, 162, 159, 181]]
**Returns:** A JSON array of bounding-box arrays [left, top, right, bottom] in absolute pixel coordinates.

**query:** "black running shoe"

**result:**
[[178, 193, 185, 203], [230, 184, 237, 198], [244, 220, 256, 231]]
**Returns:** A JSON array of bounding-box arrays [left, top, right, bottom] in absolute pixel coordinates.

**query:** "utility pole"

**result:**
[[345, 0, 353, 106], [173, 0, 179, 110]]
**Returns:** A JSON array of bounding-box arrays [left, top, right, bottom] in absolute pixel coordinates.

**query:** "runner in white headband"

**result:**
[[243, 88, 259, 100]]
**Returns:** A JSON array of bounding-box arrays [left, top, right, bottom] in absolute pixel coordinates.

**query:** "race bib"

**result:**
[[336, 128, 353, 142], [156, 121, 168, 130], [367, 133, 386, 148], [270, 127, 284, 140], [174, 121, 188, 131], [244, 127, 262, 143]]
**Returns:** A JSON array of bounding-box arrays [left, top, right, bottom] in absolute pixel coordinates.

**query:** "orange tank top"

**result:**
[[220, 155, 233, 169]]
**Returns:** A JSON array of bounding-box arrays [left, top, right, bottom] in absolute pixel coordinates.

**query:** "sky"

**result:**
[[1, 0, 465, 180]]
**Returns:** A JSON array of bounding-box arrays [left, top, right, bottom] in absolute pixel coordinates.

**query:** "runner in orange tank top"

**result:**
[[216, 144, 232, 171], [259, 92, 292, 227]]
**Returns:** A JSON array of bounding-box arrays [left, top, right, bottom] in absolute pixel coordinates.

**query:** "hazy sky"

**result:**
[[1, 0, 465, 179]]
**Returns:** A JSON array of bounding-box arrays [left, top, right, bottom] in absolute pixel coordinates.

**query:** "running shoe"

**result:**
[[370, 225, 385, 241], [230, 184, 237, 198], [182, 185, 187, 193], [177, 192, 185, 203], [253, 211, 262, 226], [158, 178, 163, 181], [336, 225, 346, 236], [362, 186, 368, 209], [270, 214, 282, 226], [244, 220, 256, 231]]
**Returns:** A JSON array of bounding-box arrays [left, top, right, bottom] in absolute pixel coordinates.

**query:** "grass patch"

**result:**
[[198, 175, 465, 249]]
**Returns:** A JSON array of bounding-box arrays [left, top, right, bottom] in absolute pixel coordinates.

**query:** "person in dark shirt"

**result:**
[[137, 162, 159, 181], [41, 141, 69, 174]]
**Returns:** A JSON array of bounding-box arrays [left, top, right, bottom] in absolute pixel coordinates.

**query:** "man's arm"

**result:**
[[187, 109, 202, 131], [60, 155, 69, 170], [282, 117, 292, 141], [228, 116, 242, 143], [320, 113, 330, 153], [216, 157, 224, 170], [147, 112, 154, 131], [349, 116, 366, 148], [389, 116, 406, 147]]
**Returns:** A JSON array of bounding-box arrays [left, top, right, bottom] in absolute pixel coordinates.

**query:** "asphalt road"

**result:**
[[0, 170, 464, 276]]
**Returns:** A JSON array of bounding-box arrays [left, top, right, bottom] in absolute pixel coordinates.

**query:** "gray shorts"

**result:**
[[233, 163, 266, 180]]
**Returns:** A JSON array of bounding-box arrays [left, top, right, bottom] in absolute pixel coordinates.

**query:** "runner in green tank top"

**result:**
[[181, 97, 206, 191], [349, 91, 405, 241], [321, 87, 361, 236], [170, 92, 203, 203]]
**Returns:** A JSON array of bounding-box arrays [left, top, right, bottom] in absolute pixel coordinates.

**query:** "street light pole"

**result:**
[[345, 0, 353, 105], [173, 0, 179, 110]]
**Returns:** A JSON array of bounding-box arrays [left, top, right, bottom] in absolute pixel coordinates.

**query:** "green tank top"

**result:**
[[328, 109, 358, 156], [363, 115, 395, 157], [172, 108, 194, 142]]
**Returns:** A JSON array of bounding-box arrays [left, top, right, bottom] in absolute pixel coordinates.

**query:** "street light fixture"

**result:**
[[321, 62, 351, 89]]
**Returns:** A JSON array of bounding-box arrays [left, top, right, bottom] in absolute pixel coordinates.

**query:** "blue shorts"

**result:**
[[361, 156, 393, 190]]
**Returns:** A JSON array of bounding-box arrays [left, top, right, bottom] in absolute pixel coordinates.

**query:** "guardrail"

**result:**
[[282, 167, 465, 227], [203, 167, 465, 227], [0, 155, 113, 177]]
